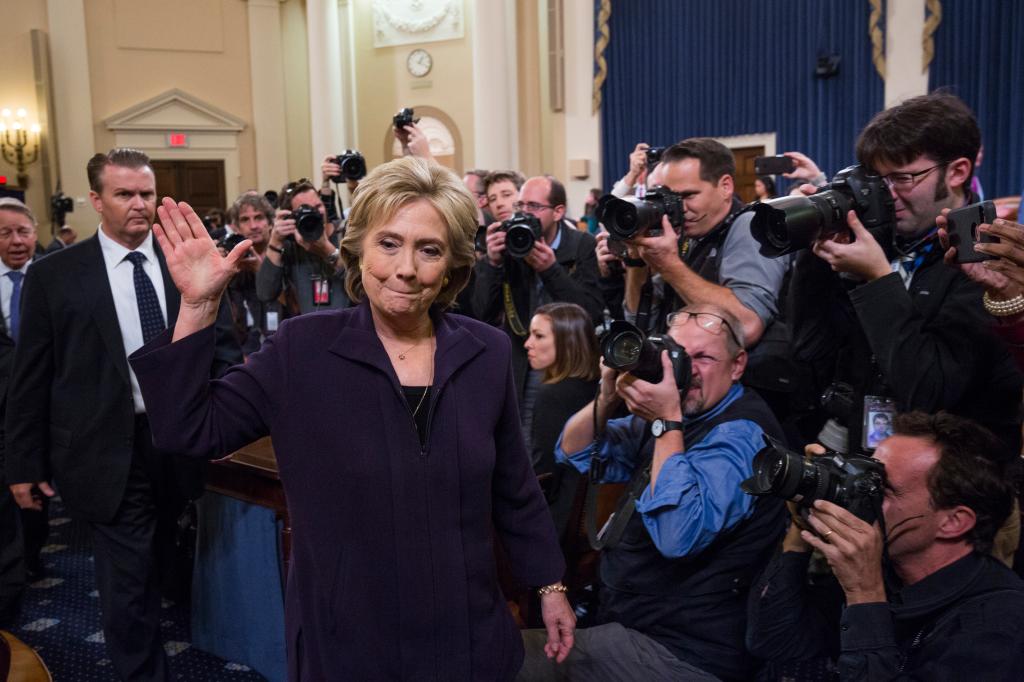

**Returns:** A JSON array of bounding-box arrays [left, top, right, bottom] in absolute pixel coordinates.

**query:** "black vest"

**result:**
[[598, 387, 787, 681]]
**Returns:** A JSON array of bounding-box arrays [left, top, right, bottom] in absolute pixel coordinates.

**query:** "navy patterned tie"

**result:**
[[6, 270, 22, 342], [124, 252, 166, 343]]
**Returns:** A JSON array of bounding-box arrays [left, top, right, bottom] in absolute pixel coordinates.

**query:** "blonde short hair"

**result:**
[[340, 157, 477, 310]]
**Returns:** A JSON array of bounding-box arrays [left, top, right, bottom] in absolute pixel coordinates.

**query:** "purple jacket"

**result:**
[[130, 301, 564, 681]]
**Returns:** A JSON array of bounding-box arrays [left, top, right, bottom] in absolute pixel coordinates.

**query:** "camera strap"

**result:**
[[635, 274, 655, 333], [585, 419, 653, 551], [502, 265, 530, 337]]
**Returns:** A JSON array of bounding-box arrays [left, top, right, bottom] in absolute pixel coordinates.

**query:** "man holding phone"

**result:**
[[789, 92, 1022, 456]]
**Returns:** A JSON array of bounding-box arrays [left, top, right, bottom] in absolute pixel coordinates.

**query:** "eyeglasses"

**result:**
[[0, 228, 35, 240], [283, 178, 315, 195], [667, 311, 741, 347], [514, 201, 555, 213], [881, 163, 945, 190]]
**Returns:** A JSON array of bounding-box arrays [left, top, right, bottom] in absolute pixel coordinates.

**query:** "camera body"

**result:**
[[747, 164, 894, 257], [393, 107, 419, 131], [645, 146, 666, 169], [50, 191, 74, 225], [218, 232, 247, 253], [741, 435, 886, 523], [596, 186, 684, 241], [331, 150, 367, 182], [600, 320, 693, 390], [501, 211, 544, 259], [292, 204, 325, 243]]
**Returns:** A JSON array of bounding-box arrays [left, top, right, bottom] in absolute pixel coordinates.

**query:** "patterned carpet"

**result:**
[[9, 497, 268, 681]]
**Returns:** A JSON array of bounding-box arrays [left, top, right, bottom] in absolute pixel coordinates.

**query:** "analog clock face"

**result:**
[[407, 48, 432, 78]]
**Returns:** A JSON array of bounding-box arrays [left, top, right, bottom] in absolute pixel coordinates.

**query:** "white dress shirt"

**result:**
[[97, 227, 168, 414], [0, 258, 30, 335]]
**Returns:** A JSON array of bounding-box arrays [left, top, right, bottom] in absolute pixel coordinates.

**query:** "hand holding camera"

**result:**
[[615, 351, 685, 422], [802, 500, 887, 605], [630, 215, 681, 275], [523, 237, 556, 273], [484, 221, 506, 266], [624, 142, 650, 187], [810, 210, 891, 281]]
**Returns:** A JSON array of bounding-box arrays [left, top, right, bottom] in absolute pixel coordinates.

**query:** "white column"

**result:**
[[471, 0, 518, 170], [247, 0, 290, 194], [561, 0, 601, 214], [885, 0, 930, 107], [305, 0, 347, 178], [46, 0, 96, 237]]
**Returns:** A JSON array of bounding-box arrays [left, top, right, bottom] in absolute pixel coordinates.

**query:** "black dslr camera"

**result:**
[[600, 320, 692, 389], [746, 164, 894, 257], [741, 435, 886, 523], [393, 107, 419, 131], [217, 232, 247, 253], [645, 146, 666, 169], [291, 204, 324, 242], [50, 190, 74, 225], [596, 186, 685, 241], [330, 150, 367, 182], [501, 212, 544, 259]]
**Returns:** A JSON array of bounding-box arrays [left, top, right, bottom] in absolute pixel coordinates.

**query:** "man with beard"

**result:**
[[518, 304, 787, 682]]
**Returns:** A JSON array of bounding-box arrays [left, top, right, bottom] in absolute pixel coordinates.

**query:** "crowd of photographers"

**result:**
[[32, 95, 1020, 679]]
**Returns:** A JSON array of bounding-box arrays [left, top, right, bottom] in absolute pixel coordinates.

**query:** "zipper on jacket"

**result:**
[[419, 385, 444, 457]]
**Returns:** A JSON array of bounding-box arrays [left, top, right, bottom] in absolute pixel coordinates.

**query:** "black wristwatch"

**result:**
[[650, 418, 684, 438]]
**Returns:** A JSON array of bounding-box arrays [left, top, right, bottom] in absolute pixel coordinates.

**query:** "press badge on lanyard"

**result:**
[[863, 395, 897, 451], [311, 276, 331, 306]]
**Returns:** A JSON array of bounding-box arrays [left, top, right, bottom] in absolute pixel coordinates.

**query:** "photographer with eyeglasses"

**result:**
[[256, 177, 351, 315], [518, 304, 787, 682], [473, 173, 602, 418], [787, 92, 1022, 459]]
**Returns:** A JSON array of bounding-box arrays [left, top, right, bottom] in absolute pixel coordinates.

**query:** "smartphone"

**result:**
[[947, 200, 997, 263], [754, 155, 796, 176]]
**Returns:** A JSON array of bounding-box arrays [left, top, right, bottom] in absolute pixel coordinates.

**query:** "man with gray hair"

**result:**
[[519, 304, 787, 681]]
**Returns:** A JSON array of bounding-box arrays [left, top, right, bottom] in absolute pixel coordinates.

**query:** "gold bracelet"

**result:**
[[537, 582, 568, 597], [983, 291, 1024, 317]]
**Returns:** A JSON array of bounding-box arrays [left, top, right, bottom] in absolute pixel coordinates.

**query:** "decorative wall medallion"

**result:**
[[372, 0, 463, 48]]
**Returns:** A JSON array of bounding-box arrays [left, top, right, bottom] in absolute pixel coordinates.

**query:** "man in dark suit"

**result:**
[[43, 224, 77, 254], [0, 197, 39, 625], [5, 148, 241, 681]]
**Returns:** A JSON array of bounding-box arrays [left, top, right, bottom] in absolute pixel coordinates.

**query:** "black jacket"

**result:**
[[472, 226, 603, 397], [789, 231, 1022, 456], [748, 550, 1024, 680]]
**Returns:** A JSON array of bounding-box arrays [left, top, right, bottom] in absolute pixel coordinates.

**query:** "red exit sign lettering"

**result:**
[[167, 133, 189, 147]]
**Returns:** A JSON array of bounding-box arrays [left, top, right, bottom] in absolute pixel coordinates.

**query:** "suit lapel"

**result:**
[[80, 236, 132, 385]]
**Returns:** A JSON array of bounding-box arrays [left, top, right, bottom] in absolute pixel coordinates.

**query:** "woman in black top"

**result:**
[[524, 302, 600, 537]]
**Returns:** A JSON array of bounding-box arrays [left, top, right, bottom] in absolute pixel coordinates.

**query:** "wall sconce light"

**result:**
[[0, 108, 41, 188]]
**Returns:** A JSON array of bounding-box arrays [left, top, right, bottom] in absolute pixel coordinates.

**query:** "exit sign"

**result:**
[[167, 133, 189, 148]]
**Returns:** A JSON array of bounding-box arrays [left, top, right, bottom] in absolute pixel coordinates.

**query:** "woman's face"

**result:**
[[524, 314, 557, 371], [360, 199, 450, 323], [754, 178, 767, 199]]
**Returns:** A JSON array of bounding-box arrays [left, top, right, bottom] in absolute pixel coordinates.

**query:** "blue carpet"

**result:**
[[10, 497, 268, 681]]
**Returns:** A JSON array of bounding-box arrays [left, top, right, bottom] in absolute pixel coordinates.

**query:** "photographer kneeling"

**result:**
[[518, 305, 787, 682], [747, 412, 1024, 679], [256, 178, 350, 314]]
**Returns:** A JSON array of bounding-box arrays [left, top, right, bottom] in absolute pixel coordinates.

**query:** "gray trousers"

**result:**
[[517, 623, 721, 681]]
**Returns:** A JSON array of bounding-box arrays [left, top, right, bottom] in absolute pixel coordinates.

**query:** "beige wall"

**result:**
[[349, 0, 476, 173], [83, 0, 257, 196], [0, 1, 50, 233]]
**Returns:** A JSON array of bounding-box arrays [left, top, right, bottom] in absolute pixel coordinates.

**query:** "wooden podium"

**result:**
[[205, 437, 292, 574]]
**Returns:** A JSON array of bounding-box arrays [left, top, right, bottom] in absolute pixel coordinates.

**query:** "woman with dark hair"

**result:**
[[754, 175, 777, 200], [128, 157, 575, 680], [524, 302, 600, 535]]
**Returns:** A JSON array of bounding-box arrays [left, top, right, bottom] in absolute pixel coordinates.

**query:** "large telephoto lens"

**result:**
[[748, 191, 852, 257], [743, 436, 830, 501], [600, 195, 665, 241]]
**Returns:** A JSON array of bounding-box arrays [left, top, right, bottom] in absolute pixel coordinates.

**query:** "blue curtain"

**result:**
[[929, 0, 1024, 199], [598, 0, 884, 192]]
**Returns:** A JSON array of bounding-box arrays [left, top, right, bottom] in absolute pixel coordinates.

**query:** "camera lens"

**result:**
[[608, 331, 642, 367], [506, 225, 536, 258]]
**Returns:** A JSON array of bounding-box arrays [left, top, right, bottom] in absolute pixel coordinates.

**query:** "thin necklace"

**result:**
[[397, 340, 421, 361], [411, 338, 435, 418]]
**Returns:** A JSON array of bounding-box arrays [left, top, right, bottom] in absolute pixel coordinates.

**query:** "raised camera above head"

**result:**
[[746, 164, 894, 258], [331, 150, 367, 182], [596, 186, 685, 241], [292, 204, 325, 243], [645, 146, 666, 169], [393, 107, 419, 131], [50, 190, 74, 224], [740, 434, 886, 524], [501, 211, 544, 259], [600, 320, 692, 390]]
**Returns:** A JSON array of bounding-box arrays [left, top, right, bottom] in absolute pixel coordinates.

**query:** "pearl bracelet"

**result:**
[[983, 291, 1024, 317], [537, 582, 568, 597]]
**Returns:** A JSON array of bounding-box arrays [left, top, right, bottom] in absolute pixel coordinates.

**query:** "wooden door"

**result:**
[[731, 146, 765, 204], [151, 160, 226, 217]]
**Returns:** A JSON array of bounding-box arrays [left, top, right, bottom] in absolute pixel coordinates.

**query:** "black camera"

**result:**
[[292, 204, 325, 242], [218, 233, 247, 253], [393, 107, 419, 131], [501, 212, 544, 259], [600, 320, 692, 389], [746, 164, 894, 257], [474, 224, 488, 254], [741, 435, 886, 523], [596, 186, 685, 241], [50, 190, 74, 225], [645, 146, 666, 169], [330, 150, 367, 182]]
